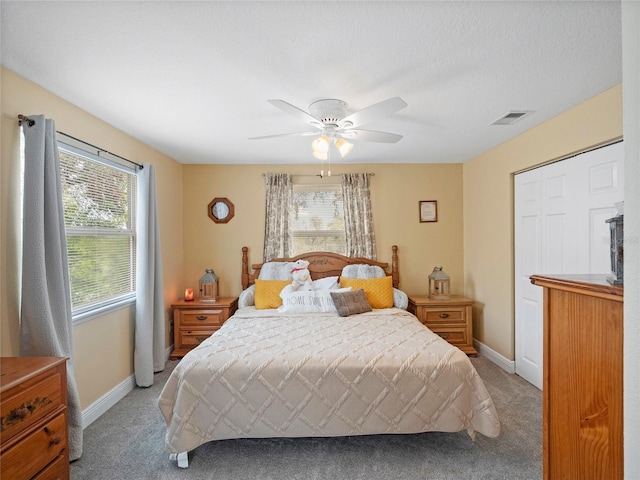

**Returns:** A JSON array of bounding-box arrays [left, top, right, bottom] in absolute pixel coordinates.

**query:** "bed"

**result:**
[[158, 246, 500, 468]]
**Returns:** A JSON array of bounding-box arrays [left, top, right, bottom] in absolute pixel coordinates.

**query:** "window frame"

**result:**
[[291, 182, 346, 256], [57, 138, 137, 324]]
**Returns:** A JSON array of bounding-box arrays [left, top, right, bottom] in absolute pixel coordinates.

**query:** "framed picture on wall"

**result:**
[[419, 200, 437, 222]]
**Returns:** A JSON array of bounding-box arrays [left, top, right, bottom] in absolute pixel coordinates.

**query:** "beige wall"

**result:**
[[182, 163, 464, 298], [2, 65, 624, 413], [463, 85, 623, 359], [1, 67, 184, 408]]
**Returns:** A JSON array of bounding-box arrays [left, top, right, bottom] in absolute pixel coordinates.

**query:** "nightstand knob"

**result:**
[[196, 315, 208, 321], [439, 333, 451, 340], [439, 313, 450, 318]]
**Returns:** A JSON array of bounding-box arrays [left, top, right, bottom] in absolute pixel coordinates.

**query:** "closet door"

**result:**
[[514, 141, 624, 389]]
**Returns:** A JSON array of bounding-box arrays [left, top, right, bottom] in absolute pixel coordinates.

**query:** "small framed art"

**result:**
[[419, 200, 438, 223]]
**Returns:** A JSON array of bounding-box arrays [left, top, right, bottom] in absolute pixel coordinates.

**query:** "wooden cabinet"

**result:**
[[170, 297, 238, 359], [1, 357, 69, 480], [407, 295, 477, 355], [530, 274, 623, 480]]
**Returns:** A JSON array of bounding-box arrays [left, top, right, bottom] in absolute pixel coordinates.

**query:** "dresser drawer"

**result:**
[[1, 371, 64, 445], [181, 309, 225, 327], [423, 308, 466, 325], [32, 450, 68, 480], [1, 411, 67, 480]]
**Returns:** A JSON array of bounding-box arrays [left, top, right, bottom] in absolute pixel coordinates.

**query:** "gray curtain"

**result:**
[[263, 173, 292, 261], [341, 173, 376, 259], [134, 163, 165, 387], [20, 114, 83, 460]]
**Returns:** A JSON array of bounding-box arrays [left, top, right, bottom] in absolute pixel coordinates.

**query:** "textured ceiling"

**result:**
[[1, 1, 622, 165]]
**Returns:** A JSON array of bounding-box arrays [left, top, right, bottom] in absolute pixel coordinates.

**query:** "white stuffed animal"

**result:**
[[289, 259, 313, 291]]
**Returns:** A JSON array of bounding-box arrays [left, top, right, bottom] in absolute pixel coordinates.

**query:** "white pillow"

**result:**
[[341, 264, 385, 279], [312, 276, 340, 291], [278, 288, 351, 313], [393, 288, 409, 309], [238, 284, 256, 308], [258, 262, 293, 280]]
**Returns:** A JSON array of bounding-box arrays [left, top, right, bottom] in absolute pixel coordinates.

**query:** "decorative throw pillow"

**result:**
[[339, 276, 394, 309], [278, 289, 347, 313], [254, 279, 291, 309], [330, 289, 372, 317]]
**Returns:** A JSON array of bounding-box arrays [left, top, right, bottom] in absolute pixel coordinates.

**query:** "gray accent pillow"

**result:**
[[330, 289, 372, 317]]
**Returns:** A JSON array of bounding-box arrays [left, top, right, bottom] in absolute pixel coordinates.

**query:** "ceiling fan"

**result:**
[[249, 97, 407, 159]]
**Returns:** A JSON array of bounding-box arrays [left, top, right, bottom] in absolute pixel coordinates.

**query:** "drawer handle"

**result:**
[[439, 333, 451, 339], [196, 315, 208, 321], [439, 313, 450, 318], [44, 427, 62, 445], [196, 336, 209, 342]]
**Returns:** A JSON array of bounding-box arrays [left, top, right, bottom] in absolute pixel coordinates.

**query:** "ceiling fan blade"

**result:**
[[343, 129, 403, 143], [249, 131, 319, 140], [267, 99, 323, 127], [339, 97, 407, 129]]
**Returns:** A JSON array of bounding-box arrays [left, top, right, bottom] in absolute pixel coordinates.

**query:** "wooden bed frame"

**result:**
[[241, 245, 400, 290]]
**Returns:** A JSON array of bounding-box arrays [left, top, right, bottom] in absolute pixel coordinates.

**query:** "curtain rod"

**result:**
[[18, 114, 144, 170], [261, 173, 374, 177]]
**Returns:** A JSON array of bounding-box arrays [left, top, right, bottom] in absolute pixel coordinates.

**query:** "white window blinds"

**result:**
[[58, 143, 137, 316]]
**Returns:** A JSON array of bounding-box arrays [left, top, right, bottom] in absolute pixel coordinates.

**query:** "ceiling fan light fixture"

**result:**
[[334, 137, 353, 157], [311, 135, 330, 154], [313, 150, 328, 161]]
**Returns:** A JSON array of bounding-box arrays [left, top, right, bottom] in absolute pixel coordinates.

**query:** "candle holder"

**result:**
[[184, 288, 194, 301]]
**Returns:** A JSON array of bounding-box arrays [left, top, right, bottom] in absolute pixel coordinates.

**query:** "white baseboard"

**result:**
[[81, 346, 174, 429], [81, 373, 136, 429], [473, 339, 516, 374]]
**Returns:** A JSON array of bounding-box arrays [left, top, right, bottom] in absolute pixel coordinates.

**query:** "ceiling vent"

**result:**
[[491, 110, 533, 125]]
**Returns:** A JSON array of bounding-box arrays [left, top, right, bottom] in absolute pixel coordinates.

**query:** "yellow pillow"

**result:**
[[254, 279, 291, 309], [339, 276, 393, 309]]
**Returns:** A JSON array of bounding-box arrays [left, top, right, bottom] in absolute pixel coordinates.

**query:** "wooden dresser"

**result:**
[[530, 274, 623, 480], [170, 297, 238, 359], [1, 357, 69, 480], [407, 295, 477, 355]]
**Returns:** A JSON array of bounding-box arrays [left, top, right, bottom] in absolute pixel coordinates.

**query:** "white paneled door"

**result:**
[[514, 141, 624, 389]]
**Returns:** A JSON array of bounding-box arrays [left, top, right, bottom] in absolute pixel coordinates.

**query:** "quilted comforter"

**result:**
[[158, 307, 500, 454]]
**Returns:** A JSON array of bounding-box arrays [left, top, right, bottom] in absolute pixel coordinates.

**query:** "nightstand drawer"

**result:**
[[181, 310, 225, 327], [178, 329, 217, 349], [430, 328, 467, 346], [423, 308, 465, 324], [407, 295, 477, 356]]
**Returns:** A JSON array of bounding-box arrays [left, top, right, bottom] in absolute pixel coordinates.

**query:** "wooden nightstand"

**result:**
[[170, 297, 238, 359], [407, 295, 477, 355]]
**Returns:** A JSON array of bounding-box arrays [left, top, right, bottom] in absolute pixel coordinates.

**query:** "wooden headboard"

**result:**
[[241, 246, 399, 290]]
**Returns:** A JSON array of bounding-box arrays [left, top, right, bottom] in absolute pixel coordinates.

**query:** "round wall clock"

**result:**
[[208, 197, 234, 223]]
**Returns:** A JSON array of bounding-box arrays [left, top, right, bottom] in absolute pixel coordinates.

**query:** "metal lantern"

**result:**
[[199, 268, 219, 302], [429, 267, 451, 299]]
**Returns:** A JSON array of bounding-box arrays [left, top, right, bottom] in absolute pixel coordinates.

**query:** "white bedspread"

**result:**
[[158, 308, 500, 453]]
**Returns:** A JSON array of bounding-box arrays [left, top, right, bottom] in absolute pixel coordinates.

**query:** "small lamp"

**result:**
[[429, 267, 450, 300], [199, 268, 219, 302], [184, 288, 194, 301]]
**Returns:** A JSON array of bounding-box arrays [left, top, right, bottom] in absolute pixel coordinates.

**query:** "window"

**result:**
[[291, 184, 346, 256], [58, 140, 137, 319]]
